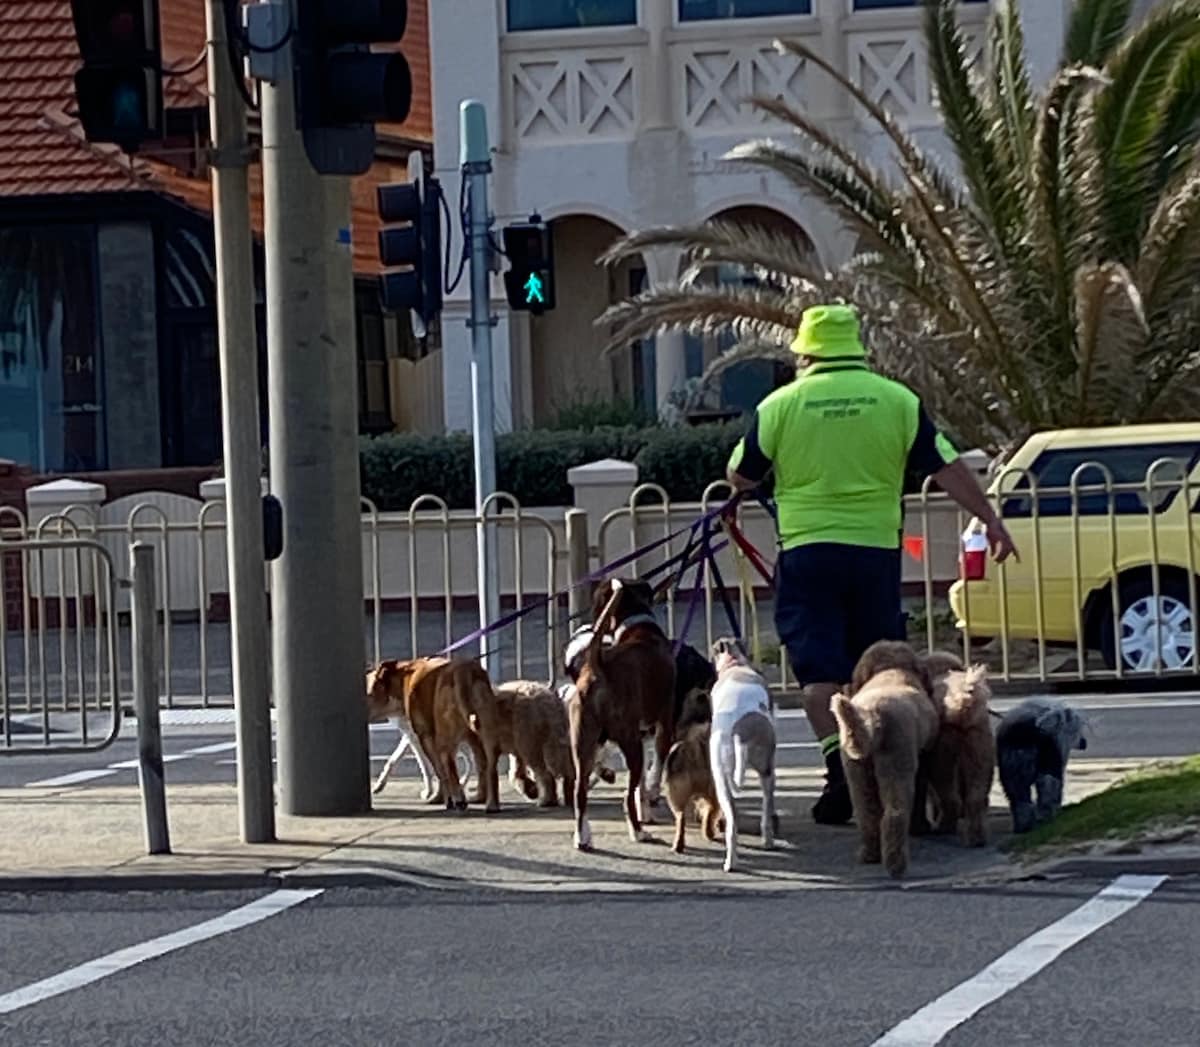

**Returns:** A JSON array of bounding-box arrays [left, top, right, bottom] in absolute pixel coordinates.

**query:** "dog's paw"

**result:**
[[371, 778, 388, 796], [453, 798, 469, 813], [858, 844, 882, 865], [762, 836, 776, 851], [631, 828, 655, 844], [574, 820, 593, 851], [596, 766, 617, 784], [722, 857, 737, 873]]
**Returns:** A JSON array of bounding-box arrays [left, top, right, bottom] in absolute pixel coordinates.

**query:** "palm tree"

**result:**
[[599, 0, 1200, 456]]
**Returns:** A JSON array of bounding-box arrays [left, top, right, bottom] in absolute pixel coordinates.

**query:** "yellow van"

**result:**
[[948, 423, 1200, 674]]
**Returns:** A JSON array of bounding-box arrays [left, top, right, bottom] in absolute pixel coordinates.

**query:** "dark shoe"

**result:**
[[812, 750, 854, 825]]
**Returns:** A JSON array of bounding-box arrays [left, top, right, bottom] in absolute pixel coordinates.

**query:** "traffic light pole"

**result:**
[[461, 101, 500, 673], [204, 0, 274, 843], [261, 7, 371, 815]]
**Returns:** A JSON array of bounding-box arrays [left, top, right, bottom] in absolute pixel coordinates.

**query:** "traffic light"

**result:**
[[377, 168, 443, 331], [503, 216, 556, 315], [69, 0, 163, 149], [294, 0, 414, 176]]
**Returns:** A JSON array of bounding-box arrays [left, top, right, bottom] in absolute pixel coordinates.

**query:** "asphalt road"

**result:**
[[0, 878, 1196, 1046], [2, 694, 1198, 791]]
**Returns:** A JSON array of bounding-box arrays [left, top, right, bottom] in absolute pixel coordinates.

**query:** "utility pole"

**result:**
[[260, 0, 370, 815], [460, 100, 500, 675], [205, 0, 274, 843]]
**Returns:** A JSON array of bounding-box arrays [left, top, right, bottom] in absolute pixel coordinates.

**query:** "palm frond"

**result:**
[[596, 284, 806, 357], [1153, 35, 1200, 185], [1072, 262, 1150, 424], [1136, 159, 1200, 320], [599, 221, 821, 284], [1093, 0, 1200, 256], [1064, 0, 1133, 66], [926, 0, 1024, 255], [984, 0, 1036, 181]]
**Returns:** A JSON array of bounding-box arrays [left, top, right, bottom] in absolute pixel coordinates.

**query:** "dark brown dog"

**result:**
[[365, 657, 503, 813], [568, 578, 677, 850]]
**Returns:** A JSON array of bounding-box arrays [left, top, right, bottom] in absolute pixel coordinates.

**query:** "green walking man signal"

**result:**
[[523, 272, 546, 306], [503, 216, 556, 315]]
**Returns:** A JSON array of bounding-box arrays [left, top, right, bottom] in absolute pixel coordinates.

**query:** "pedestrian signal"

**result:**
[[502, 217, 555, 315]]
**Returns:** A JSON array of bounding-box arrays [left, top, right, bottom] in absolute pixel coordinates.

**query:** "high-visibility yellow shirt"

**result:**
[[727, 361, 958, 551]]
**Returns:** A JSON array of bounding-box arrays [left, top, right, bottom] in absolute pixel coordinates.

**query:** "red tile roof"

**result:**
[[0, 0, 433, 275]]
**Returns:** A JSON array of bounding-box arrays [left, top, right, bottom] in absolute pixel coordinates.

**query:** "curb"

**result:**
[[1019, 852, 1200, 879]]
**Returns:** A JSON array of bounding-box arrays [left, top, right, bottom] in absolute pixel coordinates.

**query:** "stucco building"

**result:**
[[428, 0, 1150, 432]]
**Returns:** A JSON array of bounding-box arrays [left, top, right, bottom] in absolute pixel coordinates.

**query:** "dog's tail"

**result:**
[[941, 664, 990, 727], [709, 729, 738, 842], [584, 580, 625, 683], [461, 669, 498, 734], [831, 692, 872, 761]]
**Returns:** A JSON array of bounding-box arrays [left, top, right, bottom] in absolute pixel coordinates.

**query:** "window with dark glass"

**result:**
[[680, 0, 811, 20], [853, 0, 984, 8], [0, 225, 105, 471], [356, 286, 392, 434], [1000, 443, 1200, 519], [507, 0, 637, 31]]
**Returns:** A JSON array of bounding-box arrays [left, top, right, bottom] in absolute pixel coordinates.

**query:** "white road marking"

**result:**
[[775, 741, 819, 750], [871, 874, 1168, 1046], [106, 753, 193, 770], [23, 769, 116, 788], [0, 888, 323, 1016]]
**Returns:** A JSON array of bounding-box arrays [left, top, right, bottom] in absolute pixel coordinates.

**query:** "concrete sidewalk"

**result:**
[[5, 758, 1186, 893]]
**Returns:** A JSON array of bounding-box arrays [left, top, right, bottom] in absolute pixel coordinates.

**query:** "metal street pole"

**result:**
[[131, 543, 170, 855], [205, 0, 275, 842], [460, 100, 500, 674], [260, 1, 370, 815]]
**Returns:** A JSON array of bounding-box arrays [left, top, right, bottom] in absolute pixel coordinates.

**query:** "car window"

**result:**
[[999, 442, 1200, 518]]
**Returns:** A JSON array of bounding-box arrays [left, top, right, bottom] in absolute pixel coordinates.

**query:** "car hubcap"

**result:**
[[1119, 595, 1195, 672]]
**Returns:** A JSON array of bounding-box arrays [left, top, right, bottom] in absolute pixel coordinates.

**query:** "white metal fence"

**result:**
[[2, 462, 1197, 717]]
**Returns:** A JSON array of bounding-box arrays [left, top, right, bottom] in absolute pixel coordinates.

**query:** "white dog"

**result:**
[[372, 713, 440, 799], [709, 637, 778, 872]]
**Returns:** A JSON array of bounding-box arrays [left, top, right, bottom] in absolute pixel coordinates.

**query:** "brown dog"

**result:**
[[920, 651, 996, 846], [492, 680, 576, 807], [365, 657, 503, 813], [834, 641, 940, 878], [664, 723, 723, 854], [568, 578, 677, 850]]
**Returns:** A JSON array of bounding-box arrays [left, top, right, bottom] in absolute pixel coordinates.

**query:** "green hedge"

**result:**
[[360, 421, 748, 511]]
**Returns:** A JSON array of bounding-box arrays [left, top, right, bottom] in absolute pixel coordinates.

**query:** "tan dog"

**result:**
[[492, 680, 575, 807], [920, 651, 996, 846], [834, 641, 939, 878], [569, 578, 677, 850], [365, 658, 503, 813], [664, 723, 723, 854]]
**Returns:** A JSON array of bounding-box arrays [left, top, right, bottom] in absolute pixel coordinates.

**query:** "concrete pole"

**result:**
[[131, 543, 170, 855], [261, 3, 370, 815], [204, 0, 275, 843], [461, 100, 501, 674]]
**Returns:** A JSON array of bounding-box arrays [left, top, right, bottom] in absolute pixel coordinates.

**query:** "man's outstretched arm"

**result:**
[[907, 406, 1017, 563]]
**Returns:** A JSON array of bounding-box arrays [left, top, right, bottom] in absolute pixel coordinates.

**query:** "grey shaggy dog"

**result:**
[[996, 697, 1088, 834]]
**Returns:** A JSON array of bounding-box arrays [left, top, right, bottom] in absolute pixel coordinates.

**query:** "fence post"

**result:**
[[566, 509, 591, 624], [131, 542, 171, 855]]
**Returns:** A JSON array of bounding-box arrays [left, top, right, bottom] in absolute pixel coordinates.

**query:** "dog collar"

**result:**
[[613, 613, 661, 642]]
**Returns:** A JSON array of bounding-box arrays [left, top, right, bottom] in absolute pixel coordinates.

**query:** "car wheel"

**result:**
[[1099, 576, 1197, 673]]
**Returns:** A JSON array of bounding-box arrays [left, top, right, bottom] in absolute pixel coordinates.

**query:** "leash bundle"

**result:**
[[441, 492, 777, 657]]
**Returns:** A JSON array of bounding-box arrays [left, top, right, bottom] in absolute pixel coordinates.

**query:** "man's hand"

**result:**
[[984, 515, 1018, 564]]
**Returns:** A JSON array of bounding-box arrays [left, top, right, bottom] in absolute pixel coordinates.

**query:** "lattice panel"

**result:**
[[679, 43, 807, 132], [508, 50, 637, 141], [849, 30, 931, 122], [850, 27, 987, 125]]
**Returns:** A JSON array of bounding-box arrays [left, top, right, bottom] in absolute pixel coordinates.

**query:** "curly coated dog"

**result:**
[[996, 697, 1088, 833], [492, 680, 575, 807], [833, 641, 939, 878], [919, 650, 996, 846]]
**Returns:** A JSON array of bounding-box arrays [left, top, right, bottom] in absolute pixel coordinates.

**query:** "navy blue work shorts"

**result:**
[[773, 542, 905, 687]]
